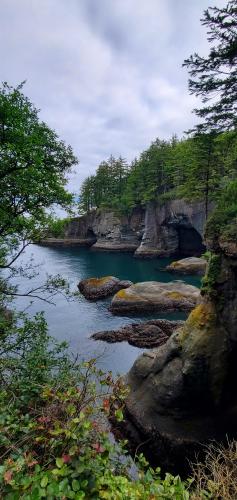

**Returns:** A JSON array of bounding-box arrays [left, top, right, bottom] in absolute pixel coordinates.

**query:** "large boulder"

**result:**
[[166, 256, 207, 275], [110, 281, 200, 314], [91, 319, 184, 348], [78, 276, 132, 300]]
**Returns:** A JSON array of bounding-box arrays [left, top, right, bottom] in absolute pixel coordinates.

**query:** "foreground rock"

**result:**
[[110, 281, 199, 314], [166, 256, 207, 275], [91, 319, 184, 348], [78, 276, 132, 300], [119, 222, 237, 474]]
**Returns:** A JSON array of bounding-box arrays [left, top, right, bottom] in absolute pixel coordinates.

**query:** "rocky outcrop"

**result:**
[[78, 276, 132, 300], [121, 228, 237, 473], [110, 281, 200, 315], [134, 200, 209, 258], [91, 207, 145, 252], [166, 257, 207, 275], [41, 200, 211, 257], [91, 319, 184, 348]]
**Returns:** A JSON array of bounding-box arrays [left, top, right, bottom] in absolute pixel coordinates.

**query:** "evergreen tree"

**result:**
[[183, 0, 237, 132]]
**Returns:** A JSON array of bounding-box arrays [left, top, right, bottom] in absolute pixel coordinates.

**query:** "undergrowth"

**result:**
[[0, 310, 235, 499]]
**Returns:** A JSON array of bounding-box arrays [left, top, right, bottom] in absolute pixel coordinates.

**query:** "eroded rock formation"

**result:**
[[122, 230, 237, 473], [41, 200, 211, 257]]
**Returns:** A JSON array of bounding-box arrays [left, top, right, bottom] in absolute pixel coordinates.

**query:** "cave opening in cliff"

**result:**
[[177, 227, 206, 256], [86, 228, 97, 242]]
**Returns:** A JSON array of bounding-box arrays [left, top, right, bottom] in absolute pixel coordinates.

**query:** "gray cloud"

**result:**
[[0, 0, 227, 193]]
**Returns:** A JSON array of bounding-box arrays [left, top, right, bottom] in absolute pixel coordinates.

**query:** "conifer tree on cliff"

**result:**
[[183, 0, 237, 132]]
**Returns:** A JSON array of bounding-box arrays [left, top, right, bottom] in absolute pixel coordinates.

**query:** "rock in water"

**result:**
[[166, 256, 207, 275], [78, 276, 132, 300], [91, 319, 184, 348], [110, 281, 199, 314]]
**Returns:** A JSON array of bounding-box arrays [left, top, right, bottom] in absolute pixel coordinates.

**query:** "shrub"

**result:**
[[0, 311, 193, 499]]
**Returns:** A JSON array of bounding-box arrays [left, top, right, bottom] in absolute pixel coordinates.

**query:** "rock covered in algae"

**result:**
[[166, 256, 207, 275], [110, 281, 200, 314], [78, 276, 132, 300]]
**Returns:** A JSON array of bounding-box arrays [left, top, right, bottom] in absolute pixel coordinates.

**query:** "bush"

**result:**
[[0, 311, 193, 499], [48, 218, 70, 238]]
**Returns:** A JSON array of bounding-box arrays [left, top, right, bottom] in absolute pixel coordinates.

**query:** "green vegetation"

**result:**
[[0, 311, 194, 499], [79, 131, 237, 216], [183, 0, 237, 132], [201, 253, 222, 297], [49, 218, 70, 238], [0, 0, 237, 497], [0, 82, 195, 499]]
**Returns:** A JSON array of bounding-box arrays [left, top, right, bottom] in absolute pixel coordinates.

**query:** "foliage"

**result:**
[[205, 179, 237, 241], [79, 156, 128, 214], [201, 253, 221, 297], [0, 82, 77, 270], [48, 218, 70, 238], [0, 82, 78, 305], [183, 0, 237, 132], [0, 312, 193, 499], [79, 131, 237, 216]]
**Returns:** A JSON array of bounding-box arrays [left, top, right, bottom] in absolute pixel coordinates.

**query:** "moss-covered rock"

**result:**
[[166, 257, 207, 275], [78, 276, 132, 300], [110, 281, 200, 314]]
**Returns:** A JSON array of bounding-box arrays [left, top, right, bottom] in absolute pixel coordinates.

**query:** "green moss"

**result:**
[[179, 302, 216, 344], [221, 219, 237, 243], [201, 253, 221, 297]]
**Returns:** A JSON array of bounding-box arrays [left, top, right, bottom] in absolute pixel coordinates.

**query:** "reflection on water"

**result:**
[[15, 245, 201, 375]]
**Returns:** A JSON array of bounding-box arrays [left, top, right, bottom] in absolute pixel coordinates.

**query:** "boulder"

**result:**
[[166, 256, 207, 275], [110, 281, 200, 314], [78, 276, 132, 300], [91, 319, 184, 348]]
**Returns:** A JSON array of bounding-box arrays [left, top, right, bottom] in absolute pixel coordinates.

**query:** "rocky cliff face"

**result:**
[[135, 200, 207, 257], [42, 200, 209, 257], [122, 228, 237, 473], [91, 207, 145, 251]]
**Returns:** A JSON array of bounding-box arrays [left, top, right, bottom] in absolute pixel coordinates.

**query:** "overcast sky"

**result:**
[[0, 0, 226, 193]]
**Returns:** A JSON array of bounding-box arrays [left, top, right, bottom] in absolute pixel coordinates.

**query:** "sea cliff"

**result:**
[[41, 200, 211, 257]]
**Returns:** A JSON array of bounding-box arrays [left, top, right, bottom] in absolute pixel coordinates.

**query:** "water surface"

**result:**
[[15, 245, 201, 375]]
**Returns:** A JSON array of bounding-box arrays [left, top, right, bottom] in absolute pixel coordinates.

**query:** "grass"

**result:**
[[191, 440, 237, 499]]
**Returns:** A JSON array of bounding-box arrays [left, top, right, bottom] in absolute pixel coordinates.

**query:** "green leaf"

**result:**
[[72, 479, 80, 492], [40, 475, 48, 488], [56, 457, 64, 469]]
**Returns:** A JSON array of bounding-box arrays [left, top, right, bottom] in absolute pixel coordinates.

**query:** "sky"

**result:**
[[0, 0, 226, 194]]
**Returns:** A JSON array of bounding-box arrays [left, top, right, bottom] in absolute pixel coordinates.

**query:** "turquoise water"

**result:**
[[15, 245, 201, 375]]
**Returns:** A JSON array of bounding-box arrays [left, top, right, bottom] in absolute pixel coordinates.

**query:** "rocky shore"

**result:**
[[41, 199, 212, 258]]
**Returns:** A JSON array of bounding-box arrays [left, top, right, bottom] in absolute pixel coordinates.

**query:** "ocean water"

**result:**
[[14, 245, 201, 375]]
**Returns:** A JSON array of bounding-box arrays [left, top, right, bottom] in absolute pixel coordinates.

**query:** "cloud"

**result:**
[[0, 0, 227, 192]]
